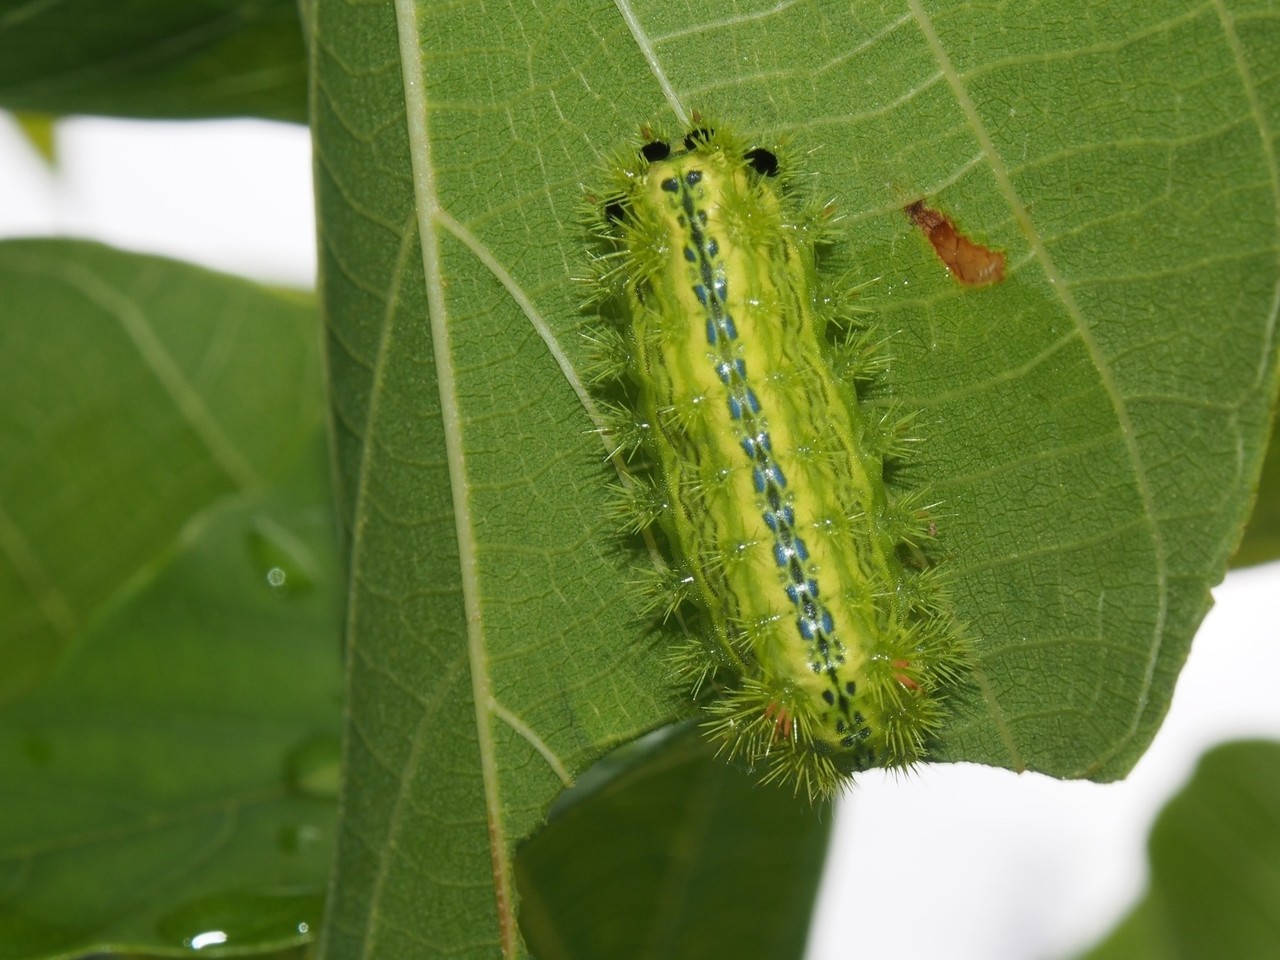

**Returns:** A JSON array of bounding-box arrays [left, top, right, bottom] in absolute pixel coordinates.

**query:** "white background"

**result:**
[[2, 114, 1276, 960]]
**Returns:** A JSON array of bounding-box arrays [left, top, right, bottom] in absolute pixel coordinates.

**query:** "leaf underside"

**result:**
[[308, 1, 1280, 957]]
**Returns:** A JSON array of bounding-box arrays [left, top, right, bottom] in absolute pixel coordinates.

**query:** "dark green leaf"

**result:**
[[0, 239, 339, 959], [0, 0, 307, 122], [517, 726, 831, 960], [1082, 740, 1280, 960], [1078, 896, 1168, 960], [1234, 423, 1280, 567], [0, 239, 323, 703], [0, 443, 341, 958]]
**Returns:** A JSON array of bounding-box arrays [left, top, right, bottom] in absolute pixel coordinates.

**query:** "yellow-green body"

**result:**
[[593, 127, 964, 794]]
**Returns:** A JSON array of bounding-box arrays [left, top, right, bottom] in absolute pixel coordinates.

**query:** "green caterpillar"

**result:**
[[586, 123, 968, 797]]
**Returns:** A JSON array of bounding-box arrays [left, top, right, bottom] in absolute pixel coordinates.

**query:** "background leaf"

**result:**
[[516, 726, 831, 960], [0, 445, 341, 959], [12, 112, 55, 163], [1082, 740, 1280, 960], [0, 239, 339, 958], [1234, 422, 1280, 567], [0, 0, 307, 122], [310, 1, 1279, 957], [0, 239, 323, 702]]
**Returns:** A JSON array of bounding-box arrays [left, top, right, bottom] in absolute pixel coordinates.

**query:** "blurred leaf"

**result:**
[[1234, 422, 1280, 567], [12, 112, 55, 164], [1081, 740, 1280, 960], [0, 0, 306, 122], [0, 239, 323, 702], [1081, 898, 1168, 960], [0, 439, 341, 959], [0, 239, 339, 959], [517, 726, 831, 960], [310, 2, 1280, 957]]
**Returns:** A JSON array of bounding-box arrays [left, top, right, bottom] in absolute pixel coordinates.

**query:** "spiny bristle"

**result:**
[[798, 196, 843, 241], [580, 326, 631, 385], [880, 489, 934, 547], [702, 680, 854, 801], [661, 392, 718, 435], [667, 633, 737, 695], [608, 475, 667, 534], [758, 748, 844, 803], [790, 435, 850, 472], [830, 329, 893, 385], [631, 561, 696, 623], [593, 399, 649, 459], [581, 249, 633, 299], [860, 403, 921, 463], [895, 566, 951, 619], [685, 466, 739, 503]]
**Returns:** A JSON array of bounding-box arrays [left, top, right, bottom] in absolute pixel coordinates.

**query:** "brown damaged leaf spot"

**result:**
[[905, 200, 1006, 287]]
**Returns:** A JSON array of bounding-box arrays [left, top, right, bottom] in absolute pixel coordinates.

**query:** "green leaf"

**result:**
[[12, 112, 56, 164], [1081, 740, 1280, 960], [516, 726, 831, 960], [311, 2, 1280, 957], [0, 240, 340, 958], [0, 238, 323, 703], [0, 0, 307, 122], [1077, 897, 1166, 960], [0, 442, 341, 959], [1234, 421, 1280, 567]]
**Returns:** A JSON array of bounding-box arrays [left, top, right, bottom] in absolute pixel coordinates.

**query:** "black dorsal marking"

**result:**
[[683, 127, 715, 151], [745, 147, 780, 177], [640, 140, 670, 163]]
